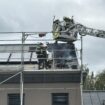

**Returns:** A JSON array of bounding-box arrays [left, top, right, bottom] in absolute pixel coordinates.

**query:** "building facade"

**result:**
[[0, 70, 83, 105], [0, 44, 83, 105]]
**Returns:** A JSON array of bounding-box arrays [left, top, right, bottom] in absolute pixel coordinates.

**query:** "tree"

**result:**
[[82, 64, 96, 90], [83, 69, 105, 90], [95, 70, 105, 90], [83, 71, 95, 90]]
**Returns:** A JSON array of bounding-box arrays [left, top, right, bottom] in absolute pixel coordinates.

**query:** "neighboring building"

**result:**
[[0, 44, 85, 105], [83, 90, 105, 105]]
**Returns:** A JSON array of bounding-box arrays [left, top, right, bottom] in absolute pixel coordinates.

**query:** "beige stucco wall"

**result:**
[[0, 83, 81, 105]]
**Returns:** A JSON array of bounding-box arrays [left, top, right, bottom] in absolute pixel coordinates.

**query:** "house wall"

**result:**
[[0, 83, 81, 105]]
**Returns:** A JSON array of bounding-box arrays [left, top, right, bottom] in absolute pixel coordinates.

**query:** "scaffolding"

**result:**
[[0, 32, 83, 105]]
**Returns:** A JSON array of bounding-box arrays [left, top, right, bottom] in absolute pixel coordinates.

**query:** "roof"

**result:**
[[83, 90, 105, 105], [0, 44, 38, 63], [0, 43, 79, 70]]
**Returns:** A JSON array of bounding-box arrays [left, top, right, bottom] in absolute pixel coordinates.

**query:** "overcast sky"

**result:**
[[0, 0, 105, 73]]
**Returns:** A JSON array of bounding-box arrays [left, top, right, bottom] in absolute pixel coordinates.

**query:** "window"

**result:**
[[52, 93, 69, 105], [8, 94, 24, 105]]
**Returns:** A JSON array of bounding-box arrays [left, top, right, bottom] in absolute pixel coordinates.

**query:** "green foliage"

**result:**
[[95, 70, 105, 90], [83, 71, 95, 90], [83, 69, 105, 90]]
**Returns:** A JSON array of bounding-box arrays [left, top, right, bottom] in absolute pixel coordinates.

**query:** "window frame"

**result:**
[[8, 93, 25, 105], [52, 93, 69, 105]]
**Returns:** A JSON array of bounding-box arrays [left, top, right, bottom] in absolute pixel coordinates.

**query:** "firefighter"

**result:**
[[36, 43, 44, 70], [42, 44, 48, 69]]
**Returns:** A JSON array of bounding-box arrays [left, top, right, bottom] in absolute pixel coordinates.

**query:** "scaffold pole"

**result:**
[[20, 32, 25, 105]]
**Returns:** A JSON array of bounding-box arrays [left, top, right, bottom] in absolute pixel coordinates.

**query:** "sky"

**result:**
[[0, 0, 105, 73]]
